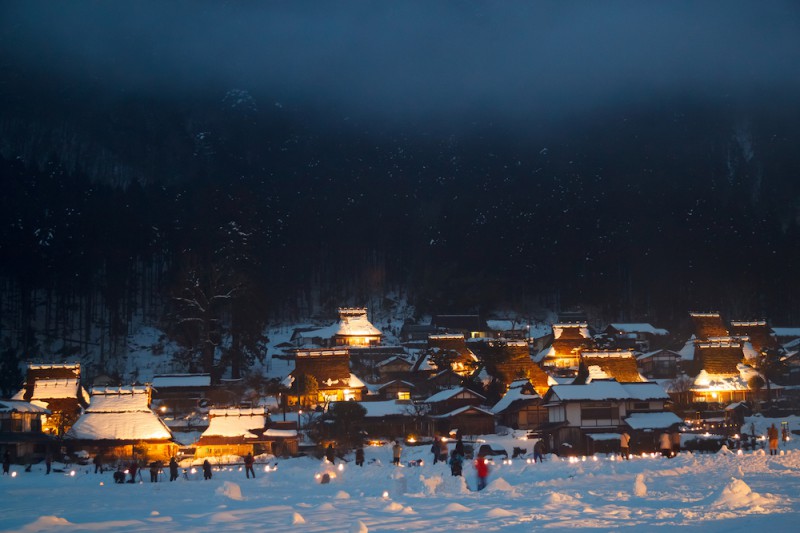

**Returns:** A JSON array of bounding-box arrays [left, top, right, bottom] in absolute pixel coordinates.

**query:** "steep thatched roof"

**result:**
[[690, 312, 728, 340], [580, 350, 647, 383], [292, 348, 353, 388], [427, 334, 477, 361], [695, 341, 745, 376], [729, 320, 776, 352]]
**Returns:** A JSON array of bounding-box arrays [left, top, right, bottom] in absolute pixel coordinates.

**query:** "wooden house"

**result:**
[[0, 400, 54, 462], [399, 322, 438, 343], [373, 380, 415, 401], [636, 349, 682, 379], [579, 350, 647, 383], [194, 407, 298, 459], [690, 312, 729, 340], [334, 308, 383, 347], [542, 381, 672, 455], [150, 373, 211, 417], [471, 340, 544, 388], [286, 348, 366, 404], [423, 386, 485, 415], [356, 400, 432, 441], [536, 323, 595, 374], [430, 405, 495, 437], [602, 323, 669, 352], [491, 379, 548, 430], [12, 363, 89, 436], [376, 356, 414, 380], [66, 386, 176, 461]]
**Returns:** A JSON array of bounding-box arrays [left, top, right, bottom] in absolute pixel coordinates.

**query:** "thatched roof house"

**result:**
[[536, 323, 595, 372], [334, 308, 383, 347], [12, 363, 89, 436], [491, 379, 548, 431], [286, 348, 366, 403], [426, 334, 478, 375], [194, 407, 298, 458], [66, 386, 176, 461]]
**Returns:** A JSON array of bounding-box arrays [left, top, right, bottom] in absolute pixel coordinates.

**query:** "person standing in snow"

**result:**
[[355, 446, 364, 467], [93, 453, 103, 474], [325, 444, 336, 464], [619, 432, 631, 460], [392, 441, 402, 466], [244, 452, 255, 478], [768, 424, 779, 456], [659, 432, 672, 458], [474, 453, 489, 491], [2, 451, 10, 475], [45, 451, 52, 474], [149, 461, 161, 482], [128, 460, 139, 483], [533, 439, 545, 463], [454, 435, 465, 458], [169, 457, 179, 481], [202, 459, 213, 480], [449, 450, 463, 476]]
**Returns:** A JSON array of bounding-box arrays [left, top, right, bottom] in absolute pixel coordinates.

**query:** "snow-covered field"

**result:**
[[3, 431, 800, 532]]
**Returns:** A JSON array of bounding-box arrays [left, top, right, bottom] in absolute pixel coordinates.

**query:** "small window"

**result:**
[[397, 391, 410, 400]]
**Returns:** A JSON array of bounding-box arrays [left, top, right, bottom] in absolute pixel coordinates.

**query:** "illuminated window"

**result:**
[[397, 392, 410, 400]]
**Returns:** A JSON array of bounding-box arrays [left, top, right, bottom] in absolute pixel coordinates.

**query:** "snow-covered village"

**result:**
[[3, 307, 800, 531], [4, 2, 800, 532]]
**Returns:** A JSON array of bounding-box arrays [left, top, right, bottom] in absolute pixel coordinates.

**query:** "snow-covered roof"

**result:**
[[357, 400, 415, 417], [336, 308, 382, 337], [30, 378, 83, 400], [202, 408, 267, 439], [429, 405, 494, 419], [0, 399, 50, 414], [87, 387, 150, 412], [68, 387, 171, 441], [586, 433, 622, 441], [491, 383, 539, 414], [549, 382, 668, 402], [151, 374, 211, 388], [487, 320, 517, 332], [678, 337, 696, 361], [692, 364, 764, 392], [424, 386, 485, 404], [553, 323, 591, 339], [264, 428, 297, 438], [625, 411, 684, 430], [771, 327, 800, 338], [608, 323, 669, 335], [296, 323, 340, 340]]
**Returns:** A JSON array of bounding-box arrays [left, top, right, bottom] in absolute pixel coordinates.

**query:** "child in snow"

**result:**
[[355, 447, 364, 467], [768, 424, 779, 455], [203, 459, 213, 480], [619, 432, 631, 460], [244, 452, 255, 478], [475, 454, 489, 491]]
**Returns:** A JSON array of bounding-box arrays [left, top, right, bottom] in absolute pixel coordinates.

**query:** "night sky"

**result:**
[[2, 1, 800, 335]]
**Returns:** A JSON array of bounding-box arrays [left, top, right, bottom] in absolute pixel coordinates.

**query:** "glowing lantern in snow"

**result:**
[[337, 463, 344, 472], [70, 470, 75, 477], [382, 491, 389, 498], [11, 472, 17, 478]]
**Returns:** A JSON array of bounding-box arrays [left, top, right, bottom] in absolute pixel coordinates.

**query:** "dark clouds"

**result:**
[[2, 1, 799, 124]]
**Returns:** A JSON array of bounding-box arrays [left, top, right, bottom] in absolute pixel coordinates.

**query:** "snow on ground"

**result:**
[[3, 429, 800, 532]]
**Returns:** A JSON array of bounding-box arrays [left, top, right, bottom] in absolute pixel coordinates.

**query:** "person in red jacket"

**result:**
[[475, 454, 489, 491]]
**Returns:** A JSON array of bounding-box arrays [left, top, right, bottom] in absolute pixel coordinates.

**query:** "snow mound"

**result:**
[[216, 481, 244, 501], [487, 477, 517, 494], [487, 508, 517, 518], [713, 478, 774, 509], [317, 503, 336, 511], [384, 502, 405, 512], [335, 490, 351, 500], [444, 503, 471, 513], [402, 506, 416, 514], [719, 445, 734, 455], [545, 492, 581, 506], [22, 516, 72, 531], [291, 512, 306, 525], [349, 520, 368, 533], [420, 474, 443, 495], [634, 473, 647, 497]]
